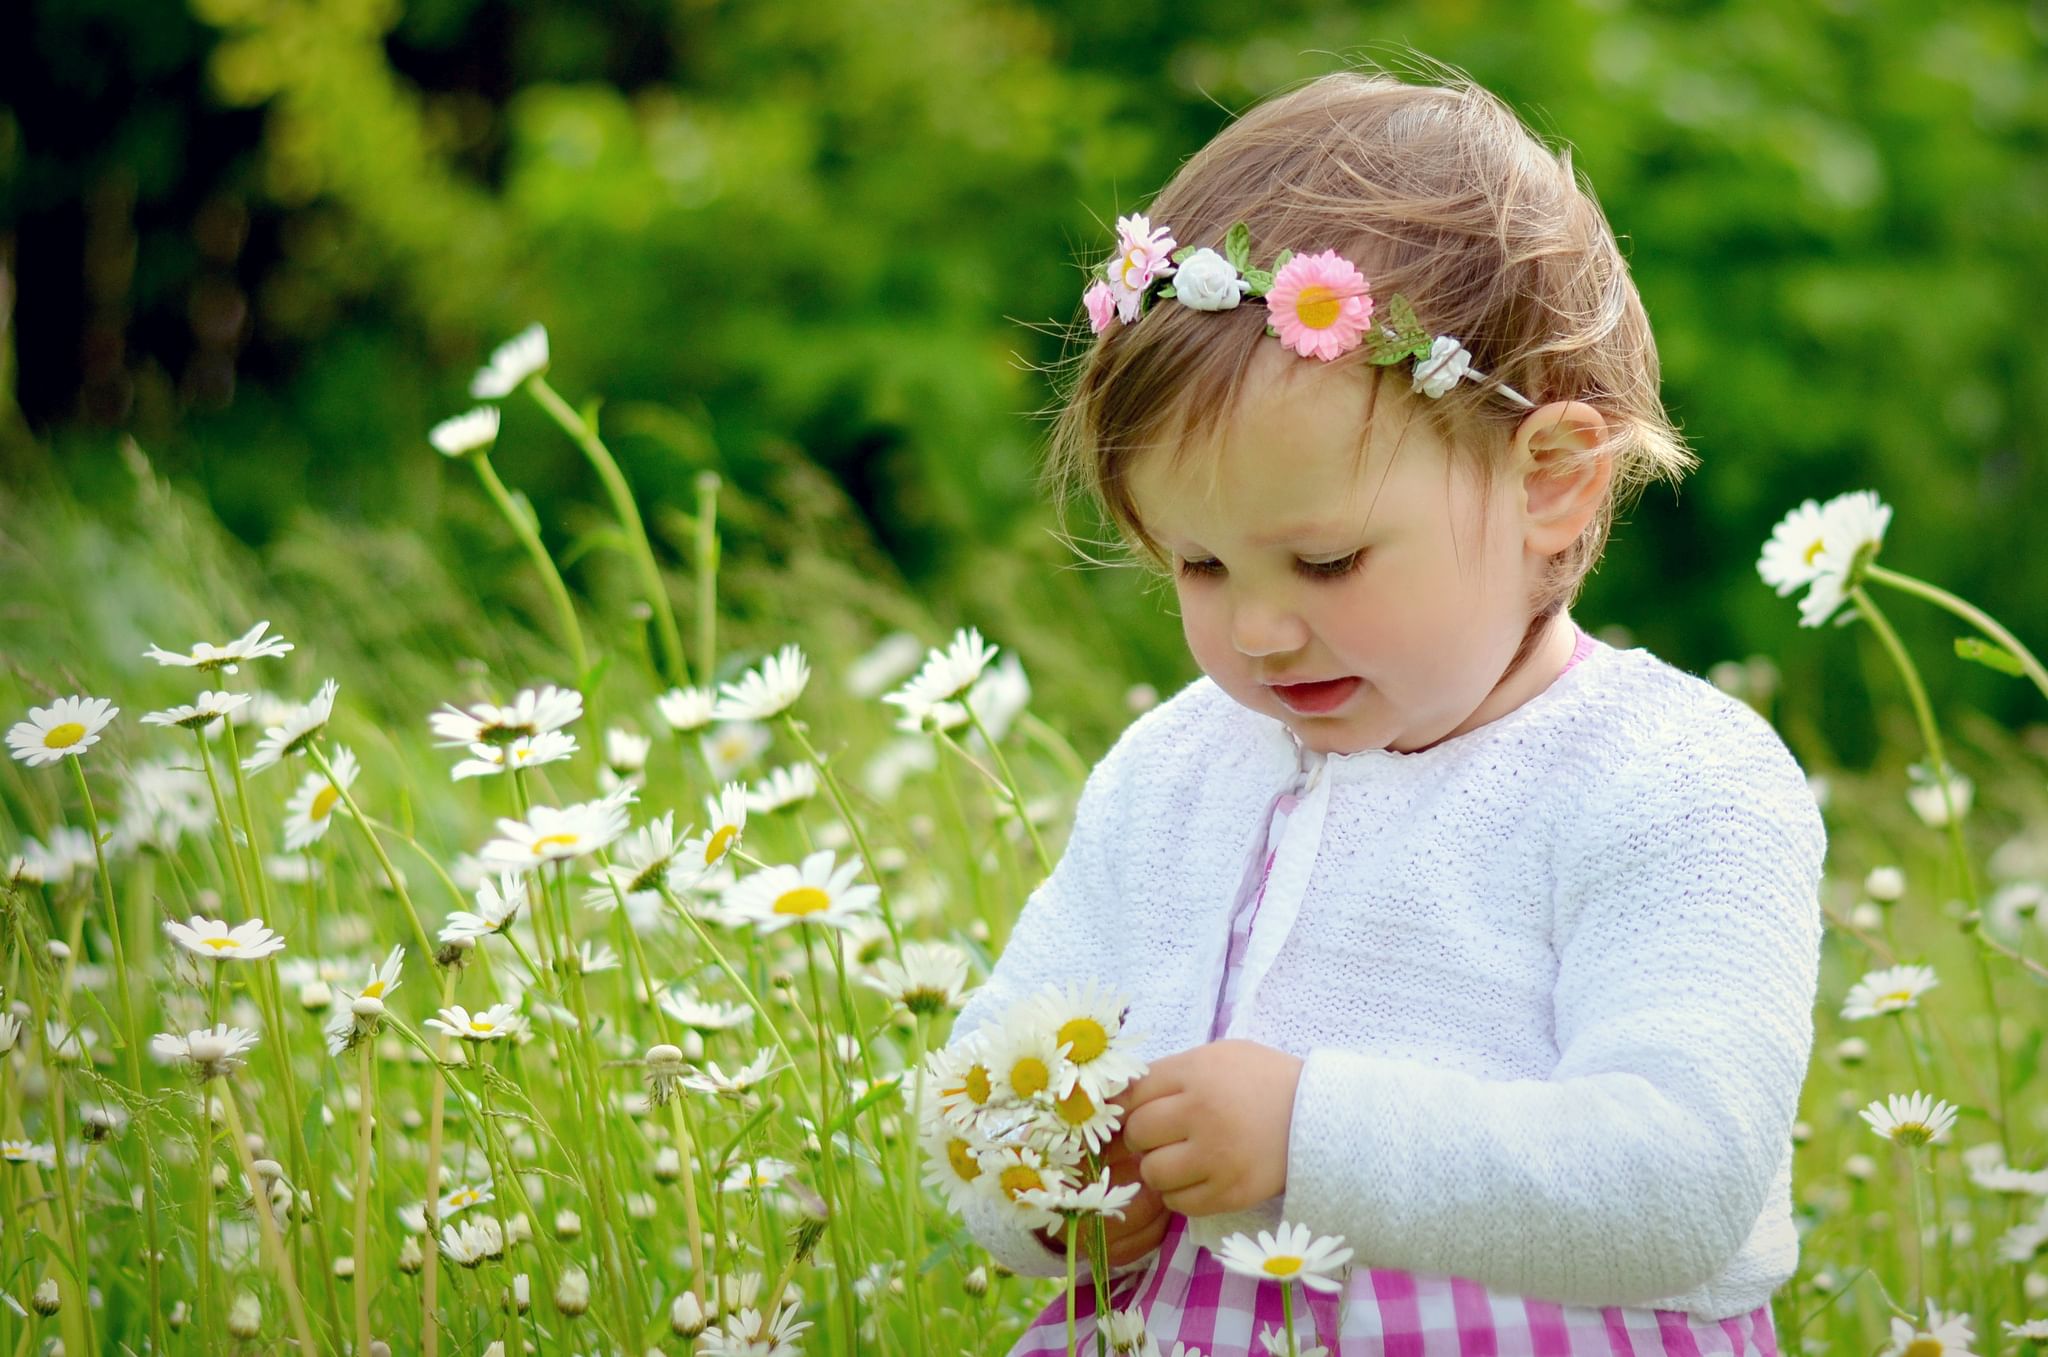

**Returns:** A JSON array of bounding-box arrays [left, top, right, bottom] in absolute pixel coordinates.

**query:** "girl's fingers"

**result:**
[[1106, 1210, 1170, 1267]]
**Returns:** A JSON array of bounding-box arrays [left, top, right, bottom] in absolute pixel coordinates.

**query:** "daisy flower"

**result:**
[[586, 811, 689, 909], [1027, 980, 1145, 1103], [744, 762, 818, 814], [1019, 1165, 1142, 1221], [1879, 1300, 1976, 1357], [439, 1183, 493, 1217], [681, 1048, 780, 1099], [430, 684, 582, 747], [1043, 1075, 1124, 1155], [164, 915, 287, 962], [425, 1003, 525, 1042], [429, 406, 500, 457], [656, 684, 718, 733], [1216, 1221, 1355, 1293], [861, 940, 971, 1017], [883, 627, 1001, 714], [439, 873, 527, 943], [604, 727, 651, 775], [149, 1023, 262, 1080], [141, 690, 249, 732], [1907, 761, 1974, 827], [981, 1018, 1066, 1105], [2003, 1318, 2048, 1342], [658, 991, 752, 1035], [1, 1140, 56, 1170], [1258, 1329, 1327, 1357], [448, 730, 578, 781], [325, 944, 404, 1054], [1101, 1305, 1150, 1354], [976, 1141, 1082, 1229], [697, 1302, 812, 1357], [720, 1157, 798, 1193], [683, 783, 749, 872], [479, 789, 633, 866], [240, 678, 339, 773], [1860, 1090, 1959, 1148], [1971, 1162, 2048, 1196], [142, 620, 294, 673], [282, 745, 358, 850], [1764, 490, 1893, 628], [1105, 213, 1178, 321], [1841, 963, 1939, 1020], [701, 720, 771, 780], [721, 849, 879, 934], [845, 630, 926, 699], [113, 761, 213, 852], [438, 1215, 506, 1267], [710, 644, 810, 723], [929, 1035, 1000, 1127], [1995, 1218, 2048, 1266], [1266, 250, 1373, 362], [1756, 498, 1832, 598], [918, 1113, 991, 1214], [7, 695, 118, 768], [469, 323, 549, 399]]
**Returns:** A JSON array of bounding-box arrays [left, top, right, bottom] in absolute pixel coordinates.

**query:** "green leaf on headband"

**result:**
[[1225, 221, 1252, 274], [1363, 330, 1417, 365], [1244, 268, 1274, 295], [1271, 248, 1295, 274], [1171, 244, 1197, 264], [1382, 294, 1429, 349], [1157, 285, 1177, 299], [1264, 324, 1281, 339]]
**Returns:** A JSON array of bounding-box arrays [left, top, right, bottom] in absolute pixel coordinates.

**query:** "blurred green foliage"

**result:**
[[2, 0, 2044, 763]]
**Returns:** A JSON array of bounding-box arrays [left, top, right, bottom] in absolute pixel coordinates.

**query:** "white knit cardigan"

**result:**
[[946, 639, 1827, 1321]]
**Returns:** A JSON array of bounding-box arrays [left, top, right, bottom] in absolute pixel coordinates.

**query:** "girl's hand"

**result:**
[[1115, 1039, 1304, 1216], [1036, 1129, 1171, 1266]]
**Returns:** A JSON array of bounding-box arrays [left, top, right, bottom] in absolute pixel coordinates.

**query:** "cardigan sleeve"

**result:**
[[1277, 698, 1827, 1306], [940, 710, 1148, 1279]]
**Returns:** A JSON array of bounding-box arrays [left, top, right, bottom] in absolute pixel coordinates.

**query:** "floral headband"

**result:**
[[1081, 214, 1536, 410]]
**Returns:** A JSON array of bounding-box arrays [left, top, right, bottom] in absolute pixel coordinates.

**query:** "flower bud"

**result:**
[[554, 1265, 590, 1317], [31, 1279, 60, 1316], [1863, 866, 1905, 902], [508, 1273, 531, 1314], [333, 1256, 356, 1280], [397, 1236, 424, 1274], [298, 981, 333, 1011], [351, 994, 387, 1020], [553, 1209, 582, 1240], [46, 940, 71, 962], [652, 1146, 682, 1183], [963, 1265, 989, 1298], [647, 1042, 685, 1071], [252, 1158, 285, 1182], [505, 1212, 533, 1246], [211, 1163, 230, 1192], [1834, 1037, 1869, 1066], [1844, 1154, 1877, 1182], [669, 1291, 707, 1337], [169, 1300, 189, 1330], [227, 1292, 261, 1339], [1790, 1120, 1812, 1146]]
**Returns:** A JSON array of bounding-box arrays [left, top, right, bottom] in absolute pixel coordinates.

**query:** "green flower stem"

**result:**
[[800, 922, 864, 1354], [468, 449, 592, 683], [778, 713, 903, 948], [694, 470, 721, 691], [964, 703, 1054, 878], [193, 725, 256, 915], [220, 1079, 319, 1355], [421, 974, 453, 1357], [353, 1037, 376, 1355], [1087, 1211, 1112, 1357], [1865, 562, 2048, 705], [65, 757, 166, 1357], [529, 374, 687, 686], [1907, 1151, 1927, 1318], [1283, 1282, 1299, 1356], [1849, 584, 2009, 1157], [899, 1014, 933, 1348], [1065, 1214, 1080, 1357], [307, 741, 437, 962], [9, 915, 92, 1357]]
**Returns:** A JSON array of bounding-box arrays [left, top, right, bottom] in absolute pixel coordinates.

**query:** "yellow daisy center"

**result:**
[[361, 981, 386, 999], [963, 1064, 992, 1105], [531, 833, 580, 854], [1057, 1017, 1109, 1064], [42, 722, 87, 749], [447, 1188, 478, 1207], [468, 1019, 495, 1033], [202, 936, 238, 951], [997, 1164, 1044, 1201], [1054, 1085, 1096, 1127], [1902, 1339, 1944, 1357], [1803, 538, 1826, 566], [704, 824, 738, 864], [1261, 1256, 1304, 1278], [310, 785, 341, 822], [772, 886, 830, 917], [1892, 1122, 1935, 1147], [1879, 991, 1913, 1007], [946, 1139, 981, 1182], [1008, 1056, 1050, 1099], [1293, 284, 1340, 330]]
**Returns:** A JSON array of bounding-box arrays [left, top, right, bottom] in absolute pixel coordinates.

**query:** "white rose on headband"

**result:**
[[1172, 248, 1250, 311], [1413, 335, 1475, 398]]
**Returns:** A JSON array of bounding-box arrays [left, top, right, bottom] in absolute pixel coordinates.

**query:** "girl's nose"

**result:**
[[1229, 596, 1309, 658]]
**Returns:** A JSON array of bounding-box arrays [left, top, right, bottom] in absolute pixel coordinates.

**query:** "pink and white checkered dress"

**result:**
[[1005, 627, 1782, 1356]]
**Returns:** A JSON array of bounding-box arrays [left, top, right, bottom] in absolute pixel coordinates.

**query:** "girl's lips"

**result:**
[[1270, 676, 1362, 714]]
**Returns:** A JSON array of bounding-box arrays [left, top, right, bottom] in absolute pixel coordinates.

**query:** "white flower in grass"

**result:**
[[700, 720, 771, 781], [431, 684, 582, 748], [658, 991, 751, 1035], [710, 644, 810, 723], [113, 760, 213, 853], [1, 1140, 56, 1169], [722, 849, 878, 935], [1756, 498, 1832, 597], [429, 406, 500, 457], [440, 872, 528, 944], [7, 695, 117, 768], [862, 940, 971, 1017], [1970, 1155, 2048, 1196], [240, 678, 339, 773], [325, 944, 404, 1055], [720, 1157, 798, 1193], [142, 690, 249, 732], [470, 324, 548, 399], [13, 826, 94, 884], [2005, 1317, 2048, 1342], [846, 631, 926, 699], [1026, 980, 1144, 1104], [744, 762, 817, 814], [165, 915, 286, 962], [439, 1182, 493, 1217], [1216, 1221, 1355, 1293], [142, 620, 293, 674], [681, 1048, 780, 1099], [928, 1035, 1000, 1126], [426, 1003, 525, 1042], [917, 1112, 992, 1214], [282, 745, 358, 850], [891, 650, 1032, 740], [0, 1013, 20, 1056], [586, 811, 691, 910], [1019, 1165, 1141, 1221], [683, 783, 749, 873], [1996, 1217, 2048, 1266], [697, 1302, 812, 1357], [1879, 1300, 1977, 1357], [1841, 963, 1939, 1020], [1861, 1090, 1959, 1148], [480, 789, 633, 866], [976, 1141, 1083, 1230], [980, 1012, 1068, 1105], [1907, 761, 1974, 827], [656, 684, 718, 734], [449, 731, 578, 781], [150, 1024, 261, 1080], [1865, 865, 1907, 901], [603, 727, 650, 775], [438, 1215, 506, 1267], [573, 940, 620, 974], [884, 626, 1000, 711]]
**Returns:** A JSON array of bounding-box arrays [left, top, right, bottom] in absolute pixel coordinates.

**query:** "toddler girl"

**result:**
[[946, 66, 1826, 1356]]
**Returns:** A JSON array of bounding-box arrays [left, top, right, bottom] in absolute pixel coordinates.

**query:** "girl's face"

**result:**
[[1127, 343, 1589, 756]]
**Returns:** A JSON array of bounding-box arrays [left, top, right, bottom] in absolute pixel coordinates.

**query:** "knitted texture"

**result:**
[[946, 639, 1827, 1320]]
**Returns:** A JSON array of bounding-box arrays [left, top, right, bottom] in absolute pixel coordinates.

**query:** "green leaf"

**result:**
[[1224, 221, 1252, 275], [1271, 248, 1294, 274], [2013, 1026, 2044, 1091], [1955, 636, 2024, 676], [1244, 268, 1273, 295], [1263, 324, 1281, 339], [1170, 244, 1196, 264], [827, 1074, 903, 1137], [1157, 285, 1177, 299], [1383, 294, 1427, 347]]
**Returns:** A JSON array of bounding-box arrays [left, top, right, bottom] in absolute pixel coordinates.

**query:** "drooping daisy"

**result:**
[[425, 1003, 526, 1042], [448, 731, 578, 782], [682, 783, 749, 874], [282, 745, 358, 851], [150, 1023, 262, 1079], [1907, 761, 1974, 828], [975, 1141, 1082, 1229], [862, 940, 971, 1017], [845, 631, 926, 699], [1019, 1165, 1142, 1221], [325, 944, 405, 1054], [7, 695, 118, 768], [1840, 963, 1939, 1021], [165, 915, 287, 962], [697, 1302, 813, 1357], [470, 324, 549, 399], [603, 727, 651, 776], [428, 406, 500, 457], [700, 721, 771, 780], [430, 684, 582, 748], [721, 849, 879, 935], [437, 1215, 506, 1267], [656, 685, 717, 734], [918, 1111, 991, 1214], [710, 644, 811, 723], [1027, 980, 1145, 1104], [681, 1048, 780, 1099], [1755, 498, 1832, 598], [141, 690, 250, 732], [658, 991, 752, 1035], [1215, 1221, 1355, 1293], [1, 1140, 57, 1169], [1860, 1090, 1959, 1148], [1878, 1300, 1977, 1357], [1265, 250, 1373, 362], [479, 789, 633, 866], [882, 627, 1001, 719], [586, 811, 691, 910], [720, 1156, 798, 1193], [240, 678, 340, 773], [744, 762, 818, 814], [142, 620, 294, 674]]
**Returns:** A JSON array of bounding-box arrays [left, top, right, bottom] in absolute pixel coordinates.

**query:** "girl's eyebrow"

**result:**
[[1248, 519, 1351, 547]]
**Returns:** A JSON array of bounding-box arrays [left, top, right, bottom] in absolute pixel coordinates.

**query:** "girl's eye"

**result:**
[[1174, 551, 1366, 581]]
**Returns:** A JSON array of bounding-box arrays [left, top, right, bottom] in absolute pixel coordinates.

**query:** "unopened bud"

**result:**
[[298, 981, 333, 1011], [963, 1265, 989, 1297], [252, 1158, 285, 1182], [351, 994, 387, 1019], [168, 1300, 189, 1330], [31, 1278, 60, 1316], [669, 1290, 707, 1337], [652, 1146, 682, 1183], [507, 1272, 531, 1314], [333, 1255, 355, 1279], [554, 1209, 582, 1240], [647, 1042, 685, 1071], [45, 940, 71, 962], [554, 1265, 590, 1317], [1834, 1037, 1868, 1067], [227, 1292, 261, 1339], [1864, 866, 1905, 902], [397, 1236, 424, 1274]]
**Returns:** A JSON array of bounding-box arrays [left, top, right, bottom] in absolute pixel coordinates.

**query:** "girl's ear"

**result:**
[[1513, 401, 1613, 554]]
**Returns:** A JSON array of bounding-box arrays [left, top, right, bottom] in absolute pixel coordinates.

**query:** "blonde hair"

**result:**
[[1038, 60, 1696, 619]]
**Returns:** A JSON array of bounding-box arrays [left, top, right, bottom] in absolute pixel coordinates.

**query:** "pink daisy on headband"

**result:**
[[1107, 213, 1178, 321], [1082, 281, 1118, 335], [1266, 249, 1374, 361]]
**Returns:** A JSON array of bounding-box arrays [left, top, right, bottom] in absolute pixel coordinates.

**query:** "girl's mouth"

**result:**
[[1270, 677, 1362, 714]]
